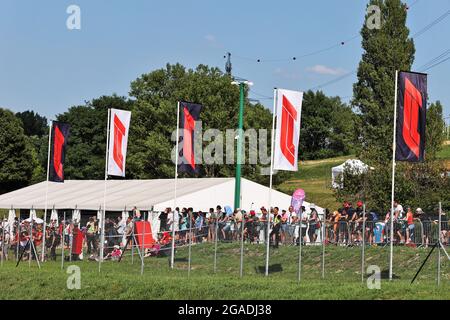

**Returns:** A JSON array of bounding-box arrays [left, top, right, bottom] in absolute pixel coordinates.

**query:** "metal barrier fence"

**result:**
[[1, 217, 448, 266], [1, 219, 448, 257], [1, 210, 448, 287]]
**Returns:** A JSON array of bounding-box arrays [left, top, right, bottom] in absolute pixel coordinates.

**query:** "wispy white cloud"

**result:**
[[273, 67, 302, 80], [306, 65, 346, 76]]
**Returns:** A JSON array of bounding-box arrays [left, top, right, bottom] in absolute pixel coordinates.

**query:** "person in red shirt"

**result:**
[[32, 224, 43, 261], [405, 207, 418, 245]]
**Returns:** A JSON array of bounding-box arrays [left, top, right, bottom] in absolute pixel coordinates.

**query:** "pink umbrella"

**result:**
[[291, 189, 306, 214]]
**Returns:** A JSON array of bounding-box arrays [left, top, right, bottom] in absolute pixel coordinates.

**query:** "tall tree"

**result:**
[[425, 101, 445, 159], [0, 108, 36, 194], [15, 110, 48, 137], [128, 63, 273, 184], [337, 0, 449, 212], [353, 0, 415, 162]]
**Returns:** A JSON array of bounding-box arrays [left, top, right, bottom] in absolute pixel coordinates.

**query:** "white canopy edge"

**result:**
[[0, 178, 324, 214]]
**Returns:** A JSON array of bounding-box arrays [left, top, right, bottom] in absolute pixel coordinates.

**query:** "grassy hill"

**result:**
[[277, 155, 353, 210], [0, 243, 448, 299]]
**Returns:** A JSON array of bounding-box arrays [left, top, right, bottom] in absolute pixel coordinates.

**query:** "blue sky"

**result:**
[[0, 0, 449, 121]]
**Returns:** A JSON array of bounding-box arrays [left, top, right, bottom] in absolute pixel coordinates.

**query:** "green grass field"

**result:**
[[0, 243, 448, 299]]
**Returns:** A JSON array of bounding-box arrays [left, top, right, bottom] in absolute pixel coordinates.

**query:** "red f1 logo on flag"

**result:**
[[402, 78, 423, 159], [280, 95, 297, 166], [53, 125, 65, 179], [273, 89, 303, 172], [108, 109, 131, 177], [183, 107, 196, 170], [113, 114, 126, 172]]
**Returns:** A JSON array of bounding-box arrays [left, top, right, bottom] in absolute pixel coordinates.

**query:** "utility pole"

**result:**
[[231, 78, 253, 209]]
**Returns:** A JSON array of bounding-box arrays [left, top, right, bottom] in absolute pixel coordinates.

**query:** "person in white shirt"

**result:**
[[116, 216, 126, 246], [393, 201, 404, 219], [167, 208, 180, 233], [393, 201, 405, 243]]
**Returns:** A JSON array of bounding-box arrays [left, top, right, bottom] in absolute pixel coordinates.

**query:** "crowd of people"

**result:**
[[156, 201, 448, 249], [0, 201, 448, 263]]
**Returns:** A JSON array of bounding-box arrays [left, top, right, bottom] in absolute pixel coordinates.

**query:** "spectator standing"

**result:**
[[299, 206, 308, 245], [158, 208, 169, 232], [195, 211, 205, 243], [116, 216, 126, 246], [270, 209, 281, 248], [49, 226, 60, 261], [167, 207, 180, 239], [207, 208, 217, 242], [405, 207, 418, 244], [280, 209, 289, 244], [86, 217, 97, 255]]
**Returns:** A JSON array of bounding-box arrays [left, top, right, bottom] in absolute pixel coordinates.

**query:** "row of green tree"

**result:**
[[0, 64, 358, 195]]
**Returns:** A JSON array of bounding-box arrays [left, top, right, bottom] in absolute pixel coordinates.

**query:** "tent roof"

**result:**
[[332, 159, 368, 173], [0, 178, 324, 214]]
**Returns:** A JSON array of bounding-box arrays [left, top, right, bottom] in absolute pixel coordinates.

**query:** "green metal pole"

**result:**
[[234, 83, 245, 209]]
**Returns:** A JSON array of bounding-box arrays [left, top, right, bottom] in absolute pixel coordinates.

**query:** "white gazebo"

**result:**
[[331, 159, 370, 189]]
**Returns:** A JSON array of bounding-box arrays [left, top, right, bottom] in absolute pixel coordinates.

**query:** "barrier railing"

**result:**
[[1, 218, 448, 263]]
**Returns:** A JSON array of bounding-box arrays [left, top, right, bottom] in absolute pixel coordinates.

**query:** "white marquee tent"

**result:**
[[331, 159, 370, 189], [0, 178, 324, 214]]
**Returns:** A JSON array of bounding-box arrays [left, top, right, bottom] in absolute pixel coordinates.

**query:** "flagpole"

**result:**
[[389, 70, 399, 281], [171, 101, 180, 270], [99, 108, 111, 272], [41, 122, 53, 262], [265, 89, 277, 277], [361, 204, 366, 283]]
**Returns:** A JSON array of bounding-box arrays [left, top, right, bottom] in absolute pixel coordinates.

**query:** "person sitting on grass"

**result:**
[[104, 245, 122, 261]]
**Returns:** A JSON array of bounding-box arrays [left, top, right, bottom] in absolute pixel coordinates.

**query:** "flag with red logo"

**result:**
[[396, 71, 427, 162], [107, 109, 131, 177], [49, 121, 70, 182], [273, 89, 303, 171], [178, 101, 202, 175]]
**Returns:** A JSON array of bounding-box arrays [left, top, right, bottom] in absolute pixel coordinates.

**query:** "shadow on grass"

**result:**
[[380, 269, 401, 280], [174, 257, 189, 262], [255, 264, 283, 274]]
